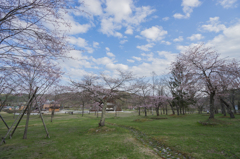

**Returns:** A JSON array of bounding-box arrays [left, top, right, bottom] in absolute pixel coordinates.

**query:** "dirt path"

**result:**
[[107, 122, 191, 159]]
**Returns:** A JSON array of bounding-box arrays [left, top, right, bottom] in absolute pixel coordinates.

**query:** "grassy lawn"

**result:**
[[0, 111, 240, 159]]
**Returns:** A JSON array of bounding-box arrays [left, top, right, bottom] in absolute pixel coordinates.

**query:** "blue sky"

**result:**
[[59, 0, 240, 80]]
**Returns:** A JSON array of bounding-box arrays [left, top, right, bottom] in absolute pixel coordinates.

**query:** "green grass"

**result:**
[[1, 111, 240, 159], [0, 112, 158, 159]]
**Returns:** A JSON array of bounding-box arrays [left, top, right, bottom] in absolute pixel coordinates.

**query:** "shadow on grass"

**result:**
[[198, 118, 232, 126]]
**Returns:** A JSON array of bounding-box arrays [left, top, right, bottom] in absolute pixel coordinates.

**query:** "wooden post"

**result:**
[[1, 88, 38, 145], [13, 106, 16, 119], [1, 107, 23, 145], [10, 87, 38, 138], [38, 105, 50, 138], [0, 114, 9, 129]]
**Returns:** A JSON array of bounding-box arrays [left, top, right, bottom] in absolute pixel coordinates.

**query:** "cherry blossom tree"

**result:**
[[176, 44, 240, 118], [134, 78, 152, 116], [0, 0, 80, 66], [72, 71, 134, 126], [8, 56, 62, 139], [150, 95, 169, 116], [194, 97, 208, 114], [67, 88, 91, 117]]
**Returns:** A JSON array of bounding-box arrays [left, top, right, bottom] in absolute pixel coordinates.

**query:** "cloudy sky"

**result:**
[[59, 0, 240, 80]]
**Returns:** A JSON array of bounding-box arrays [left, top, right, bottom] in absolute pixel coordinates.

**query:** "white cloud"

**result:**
[[93, 56, 113, 65], [176, 43, 200, 53], [46, 11, 92, 35], [127, 59, 135, 63], [136, 43, 155, 51], [141, 52, 154, 61], [161, 41, 171, 45], [106, 47, 110, 51], [216, 0, 238, 8], [201, 17, 226, 33], [140, 26, 167, 41], [162, 17, 169, 21], [132, 56, 142, 61], [173, 36, 184, 42], [120, 39, 128, 44], [64, 50, 88, 62], [207, 23, 240, 59], [135, 35, 143, 39], [157, 51, 177, 61], [115, 32, 123, 38], [125, 27, 133, 34], [67, 37, 94, 53], [80, 0, 103, 16], [63, 67, 91, 80], [106, 52, 115, 57], [128, 6, 156, 25], [57, 50, 94, 80], [173, 0, 201, 19], [177, 22, 240, 60], [105, 0, 133, 23], [100, 18, 123, 38], [130, 52, 176, 77], [173, 13, 186, 19], [99, 0, 155, 38], [106, 63, 129, 71], [93, 41, 99, 48], [92, 56, 129, 72], [187, 34, 204, 41]]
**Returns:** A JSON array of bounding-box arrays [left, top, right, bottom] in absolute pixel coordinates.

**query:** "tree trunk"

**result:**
[[215, 106, 219, 114], [238, 100, 240, 114], [165, 105, 168, 115], [144, 107, 147, 116], [230, 90, 237, 114], [51, 109, 55, 122], [209, 92, 215, 119], [82, 102, 84, 117], [182, 107, 185, 115], [23, 103, 32, 139], [220, 97, 235, 118], [97, 108, 99, 118], [156, 106, 159, 116], [138, 107, 140, 116], [169, 102, 175, 115], [220, 100, 226, 116], [176, 106, 179, 115], [99, 101, 106, 126]]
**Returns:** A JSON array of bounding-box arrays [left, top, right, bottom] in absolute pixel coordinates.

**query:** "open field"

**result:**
[[0, 112, 240, 159]]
